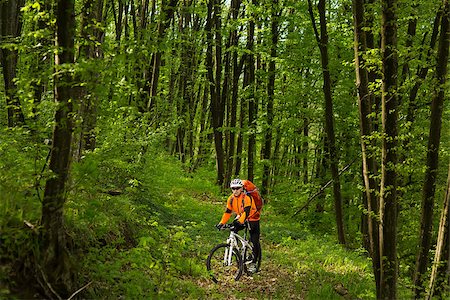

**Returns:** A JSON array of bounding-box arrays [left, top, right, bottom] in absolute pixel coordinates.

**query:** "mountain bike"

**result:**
[[206, 223, 261, 283]]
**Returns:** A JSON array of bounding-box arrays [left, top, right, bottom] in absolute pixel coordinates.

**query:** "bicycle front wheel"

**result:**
[[206, 243, 243, 283]]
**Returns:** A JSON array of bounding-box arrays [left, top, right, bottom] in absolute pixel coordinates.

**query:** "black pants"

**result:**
[[249, 220, 261, 263]]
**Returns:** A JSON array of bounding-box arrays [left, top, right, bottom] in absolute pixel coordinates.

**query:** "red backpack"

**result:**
[[242, 180, 263, 212]]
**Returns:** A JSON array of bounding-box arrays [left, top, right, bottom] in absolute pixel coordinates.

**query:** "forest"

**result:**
[[1, 0, 450, 299]]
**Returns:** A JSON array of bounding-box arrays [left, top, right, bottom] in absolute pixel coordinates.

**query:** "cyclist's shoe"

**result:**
[[247, 263, 257, 274]]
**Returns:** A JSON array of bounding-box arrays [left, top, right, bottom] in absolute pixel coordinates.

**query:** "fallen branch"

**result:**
[[67, 281, 93, 300], [37, 265, 62, 300], [293, 158, 357, 217]]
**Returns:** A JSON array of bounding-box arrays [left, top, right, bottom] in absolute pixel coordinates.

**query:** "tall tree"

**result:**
[[352, 0, 381, 295], [147, 0, 179, 111], [206, 0, 226, 186], [176, 0, 198, 163], [379, 0, 399, 297], [245, 0, 257, 182], [414, 0, 450, 297], [261, 0, 279, 196], [427, 161, 450, 299], [40, 0, 76, 297], [73, 0, 106, 160], [0, 0, 25, 127], [402, 7, 442, 162], [223, 0, 242, 188], [308, 0, 346, 245]]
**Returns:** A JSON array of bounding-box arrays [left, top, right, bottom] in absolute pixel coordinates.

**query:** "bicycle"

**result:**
[[206, 223, 261, 283]]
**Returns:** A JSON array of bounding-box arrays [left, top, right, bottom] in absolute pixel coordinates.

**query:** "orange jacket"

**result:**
[[219, 192, 259, 224]]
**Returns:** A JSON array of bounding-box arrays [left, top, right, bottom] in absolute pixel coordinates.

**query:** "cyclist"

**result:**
[[216, 178, 261, 273]]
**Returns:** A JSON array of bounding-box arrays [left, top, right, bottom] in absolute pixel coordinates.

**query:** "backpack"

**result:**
[[242, 180, 263, 212]]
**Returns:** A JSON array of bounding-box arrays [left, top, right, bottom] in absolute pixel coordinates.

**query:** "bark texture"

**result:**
[[379, 0, 399, 298], [40, 0, 76, 297]]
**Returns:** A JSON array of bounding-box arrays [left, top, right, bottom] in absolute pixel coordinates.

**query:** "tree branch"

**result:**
[[293, 158, 357, 217]]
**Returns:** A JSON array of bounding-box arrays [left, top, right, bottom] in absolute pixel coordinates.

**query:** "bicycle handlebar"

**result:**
[[217, 221, 249, 231], [219, 224, 235, 230]]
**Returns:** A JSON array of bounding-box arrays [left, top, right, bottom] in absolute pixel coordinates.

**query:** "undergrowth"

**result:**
[[66, 147, 381, 299], [1, 133, 403, 299]]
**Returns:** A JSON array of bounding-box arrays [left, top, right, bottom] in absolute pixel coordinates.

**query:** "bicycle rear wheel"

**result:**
[[206, 243, 243, 283]]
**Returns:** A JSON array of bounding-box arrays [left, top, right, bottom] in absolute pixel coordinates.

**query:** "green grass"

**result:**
[[2, 143, 410, 299], [70, 149, 381, 299]]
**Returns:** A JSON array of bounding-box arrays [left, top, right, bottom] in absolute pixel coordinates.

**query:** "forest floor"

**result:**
[[1, 154, 378, 299], [161, 187, 375, 299], [186, 208, 310, 299]]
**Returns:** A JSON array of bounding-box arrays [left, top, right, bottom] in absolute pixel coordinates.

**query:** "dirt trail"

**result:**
[[192, 245, 309, 299]]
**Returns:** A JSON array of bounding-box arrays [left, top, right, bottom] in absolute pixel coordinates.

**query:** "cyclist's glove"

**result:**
[[232, 220, 244, 231], [215, 223, 224, 230]]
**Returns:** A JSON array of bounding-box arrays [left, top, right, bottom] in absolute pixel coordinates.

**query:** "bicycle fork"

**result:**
[[224, 238, 234, 266]]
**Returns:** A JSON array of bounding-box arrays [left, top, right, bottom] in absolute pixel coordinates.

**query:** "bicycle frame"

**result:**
[[222, 225, 251, 266]]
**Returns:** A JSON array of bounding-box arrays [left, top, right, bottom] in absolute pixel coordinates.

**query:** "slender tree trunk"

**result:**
[[379, 0, 399, 297], [193, 80, 211, 170], [73, 0, 105, 161], [0, 0, 25, 127], [40, 0, 76, 297], [302, 106, 309, 184], [112, 0, 124, 43], [176, 0, 196, 164], [206, 0, 225, 186], [308, 0, 346, 245], [352, 0, 381, 296], [427, 161, 450, 300], [235, 74, 246, 177], [261, 0, 278, 196], [404, 9, 441, 135], [147, 0, 178, 111], [414, 1, 450, 297], [246, 0, 257, 182], [365, 0, 381, 133], [399, 4, 417, 90], [29, 1, 52, 119], [224, 0, 241, 187]]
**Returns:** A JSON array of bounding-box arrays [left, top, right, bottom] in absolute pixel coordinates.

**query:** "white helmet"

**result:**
[[230, 179, 243, 188]]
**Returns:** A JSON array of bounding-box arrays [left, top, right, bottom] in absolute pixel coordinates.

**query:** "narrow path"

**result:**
[[181, 198, 310, 299], [171, 190, 373, 299], [192, 243, 308, 299]]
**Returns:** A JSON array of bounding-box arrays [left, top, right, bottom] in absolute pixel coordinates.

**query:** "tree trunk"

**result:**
[[261, 0, 278, 196], [193, 80, 211, 170], [365, 0, 381, 133], [404, 9, 441, 136], [308, 0, 346, 246], [224, 0, 241, 187], [147, 0, 179, 111], [176, 0, 197, 164], [427, 162, 450, 300], [40, 0, 76, 297], [28, 1, 52, 119], [206, 0, 225, 186], [246, 0, 257, 182], [302, 105, 309, 184], [352, 0, 381, 296], [414, 1, 450, 297], [379, 0, 399, 297], [0, 0, 25, 127], [73, 0, 105, 161], [235, 77, 246, 177]]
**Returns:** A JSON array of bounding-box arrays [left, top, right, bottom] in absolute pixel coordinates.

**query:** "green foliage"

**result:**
[[2, 0, 450, 297], [63, 136, 221, 298]]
